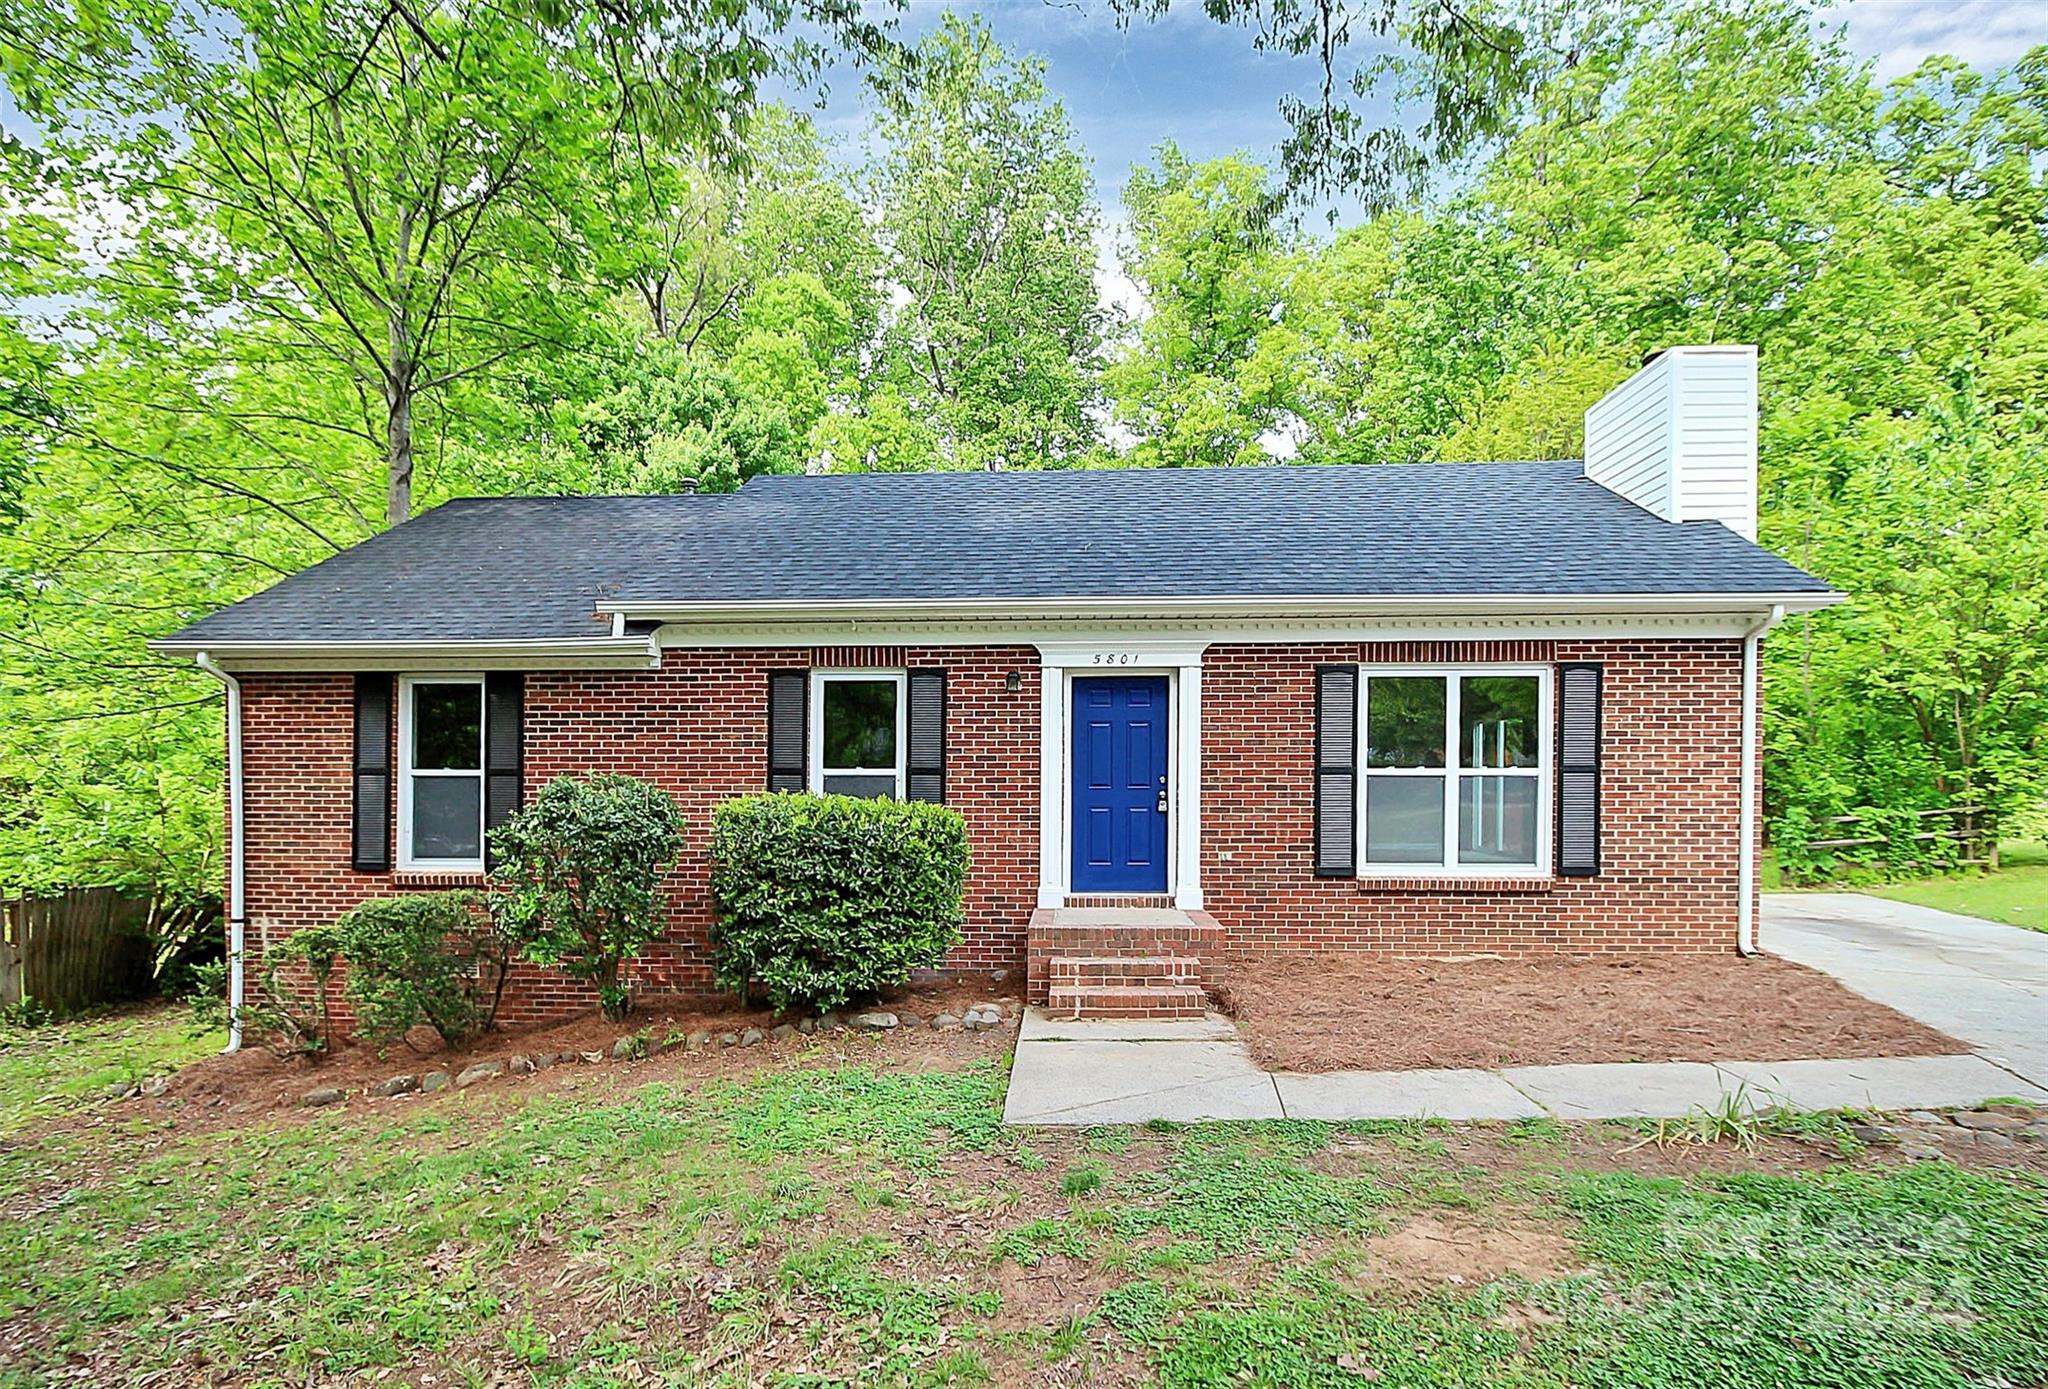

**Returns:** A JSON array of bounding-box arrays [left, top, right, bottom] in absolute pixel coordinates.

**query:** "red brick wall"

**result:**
[[1201, 638, 1746, 956], [233, 633, 1749, 1030], [237, 646, 1040, 1027]]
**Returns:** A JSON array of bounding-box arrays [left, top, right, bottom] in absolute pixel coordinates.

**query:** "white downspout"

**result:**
[[193, 652, 246, 1052], [1736, 605, 1783, 957]]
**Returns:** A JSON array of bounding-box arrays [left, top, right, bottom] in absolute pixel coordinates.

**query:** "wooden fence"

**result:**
[[0, 888, 155, 1014], [1795, 805, 1996, 868]]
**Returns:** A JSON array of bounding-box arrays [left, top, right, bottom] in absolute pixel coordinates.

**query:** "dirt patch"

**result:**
[[991, 1253, 1119, 1332], [1213, 952, 1967, 1072], [1362, 1213, 1583, 1289]]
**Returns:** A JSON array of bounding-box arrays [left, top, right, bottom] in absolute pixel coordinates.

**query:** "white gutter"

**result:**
[[149, 634, 658, 668], [598, 590, 1844, 625], [1736, 604, 1785, 957], [193, 652, 246, 1053]]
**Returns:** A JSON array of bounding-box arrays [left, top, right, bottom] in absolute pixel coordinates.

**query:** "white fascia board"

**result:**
[[608, 590, 1844, 627], [150, 635, 661, 673], [648, 609, 1836, 650]]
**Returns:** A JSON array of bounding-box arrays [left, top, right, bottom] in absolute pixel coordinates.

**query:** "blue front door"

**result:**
[[1071, 676, 1170, 893]]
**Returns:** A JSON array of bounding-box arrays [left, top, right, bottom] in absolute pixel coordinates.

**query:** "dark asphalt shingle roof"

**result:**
[[160, 461, 1836, 645]]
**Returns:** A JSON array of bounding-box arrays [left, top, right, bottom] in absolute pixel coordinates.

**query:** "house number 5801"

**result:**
[[1090, 653, 1141, 665]]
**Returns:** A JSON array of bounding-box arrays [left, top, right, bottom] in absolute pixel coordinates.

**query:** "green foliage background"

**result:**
[[1, 0, 2043, 900]]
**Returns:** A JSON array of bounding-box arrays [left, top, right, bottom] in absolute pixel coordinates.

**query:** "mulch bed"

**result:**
[[1210, 951, 1970, 1073], [158, 974, 1023, 1130]]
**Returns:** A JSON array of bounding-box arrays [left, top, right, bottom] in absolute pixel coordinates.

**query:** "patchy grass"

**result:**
[[2, 1015, 2046, 1387], [1862, 839, 2048, 931], [0, 1005, 222, 1137]]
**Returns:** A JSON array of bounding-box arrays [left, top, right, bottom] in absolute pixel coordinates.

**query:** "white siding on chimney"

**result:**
[[1582, 345, 1758, 541], [1669, 348, 1757, 541]]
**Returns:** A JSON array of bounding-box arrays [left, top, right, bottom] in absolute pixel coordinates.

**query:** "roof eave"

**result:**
[[598, 591, 1846, 625], [147, 634, 662, 674]]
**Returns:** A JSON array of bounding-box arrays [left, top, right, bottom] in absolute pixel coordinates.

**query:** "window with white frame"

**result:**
[[1359, 669, 1549, 872], [399, 676, 486, 869], [810, 671, 906, 799]]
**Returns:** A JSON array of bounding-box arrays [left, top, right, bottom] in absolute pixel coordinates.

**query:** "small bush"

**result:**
[[709, 792, 970, 1014], [489, 773, 687, 1021], [181, 960, 230, 1035], [253, 922, 346, 1059], [333, 893, 511, 1050]]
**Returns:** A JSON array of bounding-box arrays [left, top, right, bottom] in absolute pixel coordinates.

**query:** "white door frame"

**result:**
[[1036, 639, 1207, 910]]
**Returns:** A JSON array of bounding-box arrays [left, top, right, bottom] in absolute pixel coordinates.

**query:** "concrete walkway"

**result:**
[[1762, 893, 2048, 1090], [1005, 895, 2048, 1126]]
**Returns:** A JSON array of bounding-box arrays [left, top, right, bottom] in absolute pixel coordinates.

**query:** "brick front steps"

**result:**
[[1029, 906, 1222, 1019], [1047, 954, 1207, 1019]]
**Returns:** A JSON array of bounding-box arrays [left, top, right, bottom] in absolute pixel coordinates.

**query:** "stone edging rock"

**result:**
[[295, 998, 1021, 1109]]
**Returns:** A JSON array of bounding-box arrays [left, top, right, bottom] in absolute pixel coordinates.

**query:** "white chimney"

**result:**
[[1584, 345, 1758, 540]]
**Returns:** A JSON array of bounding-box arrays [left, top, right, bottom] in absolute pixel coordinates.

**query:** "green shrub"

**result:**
[[333, 893, 511, 1049], [708, 792, 970, 1014], [489, 773, 687, 1021], [181, 959, 230, 1035], [253, 922, 346, 1059]]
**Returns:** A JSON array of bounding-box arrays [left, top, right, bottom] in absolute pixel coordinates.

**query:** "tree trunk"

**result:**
[[596, 955, 628, 1021], [386, 196, 415, 529], [385, 371, 413, 529]]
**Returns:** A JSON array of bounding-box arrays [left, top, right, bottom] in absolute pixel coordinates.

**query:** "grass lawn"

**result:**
[[1862, 839, 2048, 931], [3, 1006, 2047, 1387], [0, 1006, 223, 1138]]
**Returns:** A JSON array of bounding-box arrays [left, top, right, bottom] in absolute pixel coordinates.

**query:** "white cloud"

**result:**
[[1830, 0, 2048, 82], [1093, 211, 1147, 325]]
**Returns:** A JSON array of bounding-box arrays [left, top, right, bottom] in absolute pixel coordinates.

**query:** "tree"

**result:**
[[1773, 385, 2048, 838], [0, 2, 898, 899], [1111, 0, 1637, 212], [4, 0, 899, 525], [574, 342, 803, 494], [866, 15, 1108, 471], [1109, 147, 1287, 467], [1110, 155, 1562, 467]]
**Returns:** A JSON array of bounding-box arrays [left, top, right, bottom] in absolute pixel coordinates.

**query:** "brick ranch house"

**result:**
[[155, 346, 1839, 1037]]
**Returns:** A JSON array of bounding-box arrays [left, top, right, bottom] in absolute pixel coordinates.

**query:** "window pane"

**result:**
[[1458, 776, 1538, 865], [413, 776, 482, 859], [1460, 677, 1540, 769], [413, 683, 482, 770], [822, 679, 897, 769], [1364, 775, 1445, 863], [1365, 677, 1446, 769], [822, 773, 898, 800]]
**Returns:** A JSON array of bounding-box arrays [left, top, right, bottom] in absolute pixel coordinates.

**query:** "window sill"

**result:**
[[393, 869, 489, 889], [1355, 875, 1555, 894]]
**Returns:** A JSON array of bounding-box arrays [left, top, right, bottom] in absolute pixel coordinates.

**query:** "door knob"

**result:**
[[1156, 788, 1168, 814]]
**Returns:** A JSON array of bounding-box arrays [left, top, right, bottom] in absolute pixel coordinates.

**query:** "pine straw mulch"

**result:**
[[1210, 951, 1971, 1073]]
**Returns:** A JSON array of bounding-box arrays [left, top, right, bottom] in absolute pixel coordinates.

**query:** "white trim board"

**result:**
[[1351, 663, 1553, 881], [158, 636, 659, 673], [395, 673, 488, 874], [649, 612, 1803, 650], [808, 668, 908, 800], [603, 591, 1841, 624], [1036, 640, 1206, 910]]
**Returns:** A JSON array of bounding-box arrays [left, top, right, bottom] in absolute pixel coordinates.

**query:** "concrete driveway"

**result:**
[[1763, 893, 2048, 1091]]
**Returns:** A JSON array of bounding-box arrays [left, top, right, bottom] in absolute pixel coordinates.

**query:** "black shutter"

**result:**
[[1557, 663, 1603, 876], [1314, 665, 1358, 876], [483, 673, 524, 870], [352, 674, 393, 871], [907, 669, 946, 803], [768, 670, 808, 792]]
